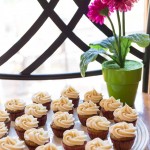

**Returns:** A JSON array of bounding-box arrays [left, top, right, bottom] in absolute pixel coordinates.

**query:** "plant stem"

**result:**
[[122, 12, 125, 36]]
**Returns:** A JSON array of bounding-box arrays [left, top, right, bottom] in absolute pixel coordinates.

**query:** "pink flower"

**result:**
[[87, 0, 112, 25], [102, 0, 138, 12]]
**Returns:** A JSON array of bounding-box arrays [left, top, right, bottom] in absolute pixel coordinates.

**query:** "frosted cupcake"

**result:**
[[86, 116, 111, 139], [85, 138, 113, 150], [5, 99, 25, 121], [77, 101, 99, 126], [0, 110, 11, 130], [61, 86, 79, 108], [0, 136, 26, 150], [100, 96, 122, 120], [113, 104, 138, 125], [32, 91, 51, 111], [24, 128, 49, 150], [51, 111, 75, 138], [0, 122, 8, 139], [84, 89, 103, 106], [25, 103, 48, 126], [15, 114, 39, 140], [109, 122, 136, 150], [62, 129, 87, 150], [36, 143, 58, 150], [51, 96, 74, 114]]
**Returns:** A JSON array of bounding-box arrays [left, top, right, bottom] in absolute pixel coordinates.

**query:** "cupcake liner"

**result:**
[[101, 108, 114, 120], [62, 141, 87, 150], [42, 101, 51, 111], [114, 118, 137, 126], [8, 110, 24, 121], [78, 114, 98, 126], [15, 128, 25, 140], [5, 119, 11, 131], [110, 136, 135, 150], [37, 115, 47, 127], [70, 98, 79, 108], [51, 124, 74, 138], [53, 109, 73, 114], [87, 127, 108, 140]]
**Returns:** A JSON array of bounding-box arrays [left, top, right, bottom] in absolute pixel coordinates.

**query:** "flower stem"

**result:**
[[122, 12, 125, 36]]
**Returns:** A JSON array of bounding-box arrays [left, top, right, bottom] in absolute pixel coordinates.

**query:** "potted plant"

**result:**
[[80, 0, 150, 106]]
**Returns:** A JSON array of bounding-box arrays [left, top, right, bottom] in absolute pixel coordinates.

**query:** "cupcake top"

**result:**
[[84, 89, 103, 103], [51, 96, 74, 112], [63, 129, 87, 146], [61, 86, 79, 99], [109, 122, 136, 139], [77, 101, 99, 115], [32, 91, 51, 104], [5, 99, 25, 111], [85, 138, 113, 150], [0, 136, 25, 150], [52, 111, 75, 128], [113, 104, 138, 122], [86, 116, 111, 131], [0, 110, 9, 122], [100, 96, 122, 111], [15, 114, 39, 130], [25, 103, 48, 118], [24, 128, 49, 145], [0, 122, 8, 138], [35, 143, 58, 150]]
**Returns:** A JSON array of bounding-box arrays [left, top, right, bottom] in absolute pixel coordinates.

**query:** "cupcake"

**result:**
[[77, 101, 100, 126], [24, 128, 49, 150], [84, 89, 103, 106], [0, 110, 11, 130], [86, 116, 111, 140], [0, 136, 26, 150], [100, 96, 122, 120], [109, 122, 136, 150], [51, 96, 74, 114], [0, 122, 8, 139], [5, 99, 25, 121], [62, 129, 87, 150], [61, 86, 79, 108], [85, 138, 113, 150], [25, 103, 48, 126], [113, 104, 138, 126], [15, 114, 39, 140], [51, 111, 75, 138], [32, 91, 51, 111], [35, 143, 58, 150]]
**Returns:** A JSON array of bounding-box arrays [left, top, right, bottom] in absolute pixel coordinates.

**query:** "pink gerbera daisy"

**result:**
[[102, 0, 138, 12], [87, 0, 112, 25]]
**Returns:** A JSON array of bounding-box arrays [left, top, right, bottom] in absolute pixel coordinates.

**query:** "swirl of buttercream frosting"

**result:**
[[86, 116, 110, 130], [84, 89, 103, 103], [63, 129, 87, 146], [5, 99, 25, 111], [32, 92, 51, 104], [15, 114, 39, 130], [100, 96, 122, 111], [51, 97, 73, 112], [113, 104, 138, 122], [85, 138, 113, 150], [61, 86, 79, 99], [0, 122, 8, 138], [109, 122, 136, 139], [77, 101, 99, 115], [24, 128, 49, 145], [0, 110, 9, 122], [0, 136, 25, 150], [25, 103, 47, 118], [35, 143, 58, 150], [53, 111, 74, 128]]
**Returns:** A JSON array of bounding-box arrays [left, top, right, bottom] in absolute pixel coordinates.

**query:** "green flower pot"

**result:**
[[102, 60, 143, 106]]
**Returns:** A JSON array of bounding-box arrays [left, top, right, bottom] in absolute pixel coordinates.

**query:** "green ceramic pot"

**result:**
[[102, 60, 143, 106]]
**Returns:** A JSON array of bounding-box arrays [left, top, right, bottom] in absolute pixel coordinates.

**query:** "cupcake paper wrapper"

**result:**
[[9, 110, 25, 121], [70, 98, 79, 108], [37, 115, 47, 127], [101, 108, 114, 120], [114, 118, 137, 126], [42, 101, 51, 111], [53, 109, 73, 114], [5, 119, 11, 131]]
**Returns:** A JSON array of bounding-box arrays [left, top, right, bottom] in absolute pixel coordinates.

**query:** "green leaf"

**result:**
[[126, 33, 150, 47], [80, 48, 106, 77]]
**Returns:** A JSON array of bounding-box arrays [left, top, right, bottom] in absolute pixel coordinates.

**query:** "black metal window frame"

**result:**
[[0, 0, 149, 93]]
